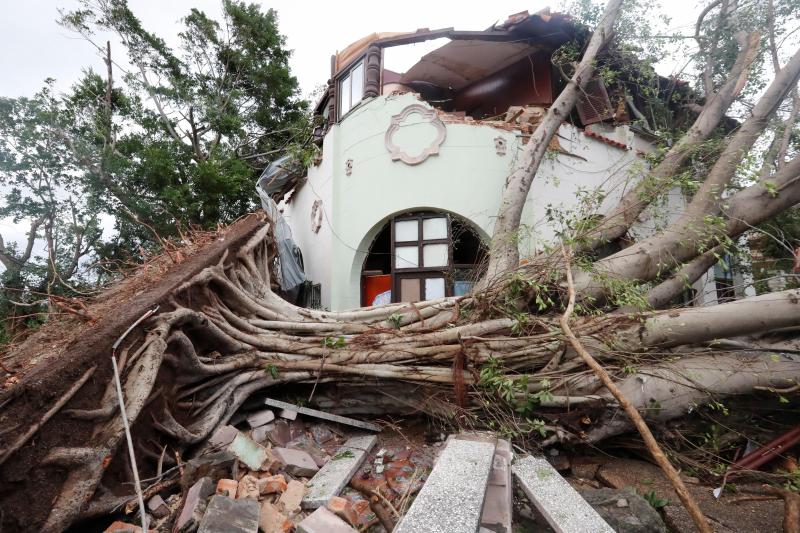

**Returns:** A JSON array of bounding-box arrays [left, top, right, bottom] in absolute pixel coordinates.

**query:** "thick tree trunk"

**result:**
[[588, 31, 761, 247], [484, 0, 623, 281]]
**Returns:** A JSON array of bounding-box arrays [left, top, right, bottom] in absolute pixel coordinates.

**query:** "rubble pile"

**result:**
[[102, 400, 433, 533]]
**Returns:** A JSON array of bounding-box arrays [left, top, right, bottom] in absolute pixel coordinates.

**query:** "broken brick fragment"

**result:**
[[259, 501, 293, 533], [236, 474, 261, 499], [216, 478, 238, 498], [326, 496, 359, 527], [259, 474, 288, 494], [297, 507, 358, 533], [278, 479, 306, 515]]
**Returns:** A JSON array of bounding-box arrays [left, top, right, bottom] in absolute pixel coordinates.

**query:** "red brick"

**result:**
[[215, 478, 238, 498], [259, 474, 288, 494], [326, 496, 359, 527]]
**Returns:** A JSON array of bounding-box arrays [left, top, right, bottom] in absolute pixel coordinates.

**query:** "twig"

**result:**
[[372, 488, 400, 518], [560, 245, 712, 533], [0, 365, 96, 466], [111, 355, 147, 531]]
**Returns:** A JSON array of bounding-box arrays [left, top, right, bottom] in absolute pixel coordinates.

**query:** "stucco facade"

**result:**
[[281, 92, 691, 310]]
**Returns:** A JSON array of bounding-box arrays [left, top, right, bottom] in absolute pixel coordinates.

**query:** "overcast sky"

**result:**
[[0, 0, 702, 99], [0, 0, 700, 250]]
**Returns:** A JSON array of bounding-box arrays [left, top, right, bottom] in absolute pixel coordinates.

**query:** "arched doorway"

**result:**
[[360, 211, 487, 306]]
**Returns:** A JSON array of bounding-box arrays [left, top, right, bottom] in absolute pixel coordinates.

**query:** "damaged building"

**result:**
[[261, 9, 751, 310]]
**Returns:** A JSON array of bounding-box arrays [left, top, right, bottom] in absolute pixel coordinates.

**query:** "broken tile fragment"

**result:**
[[259, 501, 292, 533], [216, 478, 238, 498], [326, 496, 359, 527], [246, 409, 275, 428], [181, 451, 235, 490], [251, 423, 275, 443], [297, 507, 358, 533], [228, 433, 281, 471], [174, 476, 215, 533], [208, 425, 238, 448], [273, 447, 319, 477], [278, 408, 298, 420], [198, 495, 259, 533], [147, 494, 169, 518], [278, 479, 306, 515]]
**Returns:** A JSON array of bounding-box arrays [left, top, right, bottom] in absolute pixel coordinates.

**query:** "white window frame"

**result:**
[[338, 60, 365, 119]]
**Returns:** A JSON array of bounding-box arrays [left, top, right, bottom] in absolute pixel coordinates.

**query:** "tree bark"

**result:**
[[484, 0, 623, 281]]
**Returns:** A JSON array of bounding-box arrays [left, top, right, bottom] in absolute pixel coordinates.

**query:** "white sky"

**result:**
[[0, 0, 700, 253]]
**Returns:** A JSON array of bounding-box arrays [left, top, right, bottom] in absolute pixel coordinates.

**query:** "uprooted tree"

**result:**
[[2, 0, 800, 531]]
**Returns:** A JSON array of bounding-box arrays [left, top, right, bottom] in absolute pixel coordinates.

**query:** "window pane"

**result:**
[[423, 217, 447, 240], [340, 74, 351, 115], [400, 278, 421, 302], [350, 62, 364, 105], [422, 243, 448, 267], [394, 219, 418, 242], [453, 280, 474, 296], [395, 246, 419, 269], [425, 277, 445, 300]]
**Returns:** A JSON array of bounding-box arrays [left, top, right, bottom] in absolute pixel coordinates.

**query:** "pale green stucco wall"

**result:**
[[286, 92, 651, 311]]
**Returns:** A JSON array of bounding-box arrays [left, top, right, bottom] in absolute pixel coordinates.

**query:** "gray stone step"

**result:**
[[480, 439, 513, 533], [263, 398, 381, 432], [394, 437, 496, 533], [302, 434, 377, 509], [513, 455, 615, 533]]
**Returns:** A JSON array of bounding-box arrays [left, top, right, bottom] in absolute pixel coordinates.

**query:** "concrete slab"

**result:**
[[513, 455, 614, 533], [246, 409, 275, 428], [297, 507, 358, 533], [263, 398, 381, 432], [197, 495, 259, 533], [302, 435, 377, 509], [394, 437, 496, 533], [481, 439, 512, 533]]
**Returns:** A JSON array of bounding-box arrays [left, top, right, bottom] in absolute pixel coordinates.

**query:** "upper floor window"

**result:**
[[339, 60, 364, 118]]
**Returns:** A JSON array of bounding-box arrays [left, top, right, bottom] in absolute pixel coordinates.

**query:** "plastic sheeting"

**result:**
[[256, 168, 306, 295]]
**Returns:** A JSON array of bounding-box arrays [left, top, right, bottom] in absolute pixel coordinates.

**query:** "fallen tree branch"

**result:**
[[560, 246, 712, 533]]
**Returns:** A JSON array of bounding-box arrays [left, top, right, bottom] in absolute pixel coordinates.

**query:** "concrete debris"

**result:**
[[208, 425, 238, 449], [246, 409, 276, 429], [251, 423, 275, 443], [147, 494, 169, 518], [481, 438, 512, 533], [272, 447, 319, 477], [278, 408, 298, 420], [395, 436, 496, 533], [513, 455, 614, 533], [174, 476, 215, 533], [197, 495, 260, 533], [297, 506, 358, 533], [181, 451, 235, 490], [263, 398, 382, 432], [302, 434, 378, 509]]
